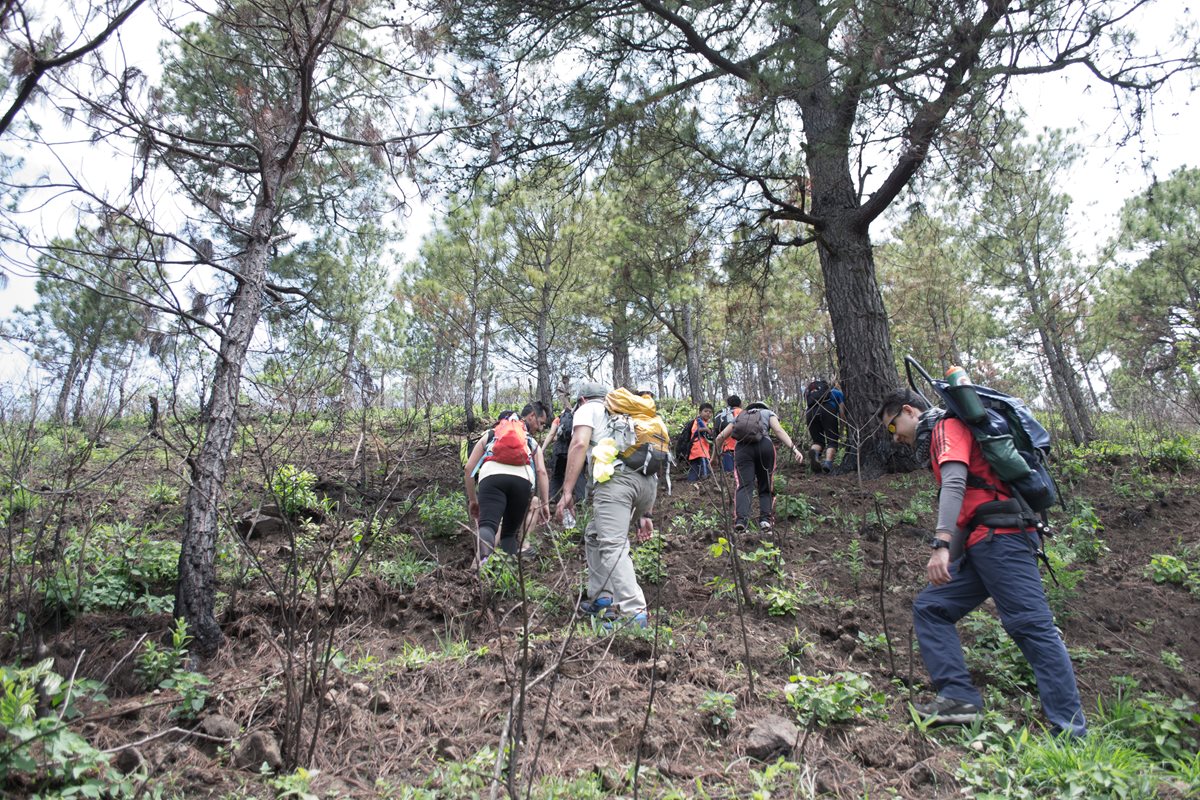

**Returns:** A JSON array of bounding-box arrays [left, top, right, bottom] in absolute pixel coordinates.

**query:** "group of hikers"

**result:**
[[461, 374, 1087, 737]]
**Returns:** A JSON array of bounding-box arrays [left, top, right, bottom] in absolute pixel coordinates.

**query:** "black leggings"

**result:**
[[477, 474, 533, 556], [734, 438, 776, 524]]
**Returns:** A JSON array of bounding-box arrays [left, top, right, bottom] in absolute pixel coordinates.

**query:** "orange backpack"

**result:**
[[483, 417, 532, 466]]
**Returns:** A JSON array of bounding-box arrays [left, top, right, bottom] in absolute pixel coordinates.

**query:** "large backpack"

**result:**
[[601, 388, 672, 474], [482, 416, 533, 467], [805, 379, 834, 410], [674, 418, 695, 461], [554, 406, 575, 455], [905, 357, 1058, 529], [730, 407, 769, 442]]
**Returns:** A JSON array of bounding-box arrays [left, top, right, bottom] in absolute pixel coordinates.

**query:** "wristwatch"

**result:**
[[929, 537, 951, 550]]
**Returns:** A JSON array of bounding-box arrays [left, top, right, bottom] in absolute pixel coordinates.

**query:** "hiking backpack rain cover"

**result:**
[[603, 388, 672, 473], [483, 417, 533, 467]]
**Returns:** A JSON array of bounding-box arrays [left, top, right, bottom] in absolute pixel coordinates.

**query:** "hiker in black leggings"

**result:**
[[711, 402, 803, 533], [464, 408, 550, 561]]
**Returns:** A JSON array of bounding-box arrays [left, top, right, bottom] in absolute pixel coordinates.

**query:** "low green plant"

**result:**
[[416, 488, 469, 539], [374, 549, 435, 591], [958, 728, 1169, 799], [631, 533, 668, 583], [2, 483, 39, 516], [40, 522, 180, 618], [740, 542, 785, 577], [833, 538, 865, 589], [397, 638, 489, 670], [0, 659, 144, 798], [785, 670, 886, 727], [1057, 502, 1107, 563], [1146, 553, 1193, 587], [757, 583, 809, 616], [267, 464, 323, 516], [1161, 650, 1185, 673], [162, 669, 211, 720], [961, 610, 1035, 692], [136, 617, 191, 689], [480, 554, 559, 610], [270, 766, 320, 800], [1094, 681, 1200, 762], [146, 478, 181, 506], [697, 690, 736, 733]]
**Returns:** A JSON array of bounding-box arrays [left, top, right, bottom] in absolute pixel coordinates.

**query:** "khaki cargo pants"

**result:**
[[584, 466, 656, 616]]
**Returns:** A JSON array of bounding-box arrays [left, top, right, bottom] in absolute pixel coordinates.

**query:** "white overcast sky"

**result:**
[[1, 1, 1197, 382]]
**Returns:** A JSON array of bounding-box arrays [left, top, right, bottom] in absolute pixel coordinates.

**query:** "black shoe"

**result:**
[[911, 696, 982, 725], [807, 449, 822, 473]]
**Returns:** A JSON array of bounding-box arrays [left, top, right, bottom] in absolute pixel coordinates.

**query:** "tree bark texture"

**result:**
[[176, 170, 280, 657]]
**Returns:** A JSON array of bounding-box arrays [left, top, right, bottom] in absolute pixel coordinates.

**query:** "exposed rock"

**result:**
[[113, 747, 144, 774], [234, 731, 282, 772], [742, 714, 800, 761], [350, 682, 370, 697], [370, 691, 392, 713], [434, 736, 461, 762], [237, 511, 286, 539], [200, 714, 239, 740]]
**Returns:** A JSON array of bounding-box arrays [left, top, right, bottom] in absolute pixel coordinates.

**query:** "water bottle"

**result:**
[[562, 508, 576, 529], [944, 365, 987, 424]]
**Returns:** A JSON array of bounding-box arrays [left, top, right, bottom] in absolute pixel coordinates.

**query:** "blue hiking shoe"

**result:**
[[602, 610, 649, 632], [578, 595, 618, 620]]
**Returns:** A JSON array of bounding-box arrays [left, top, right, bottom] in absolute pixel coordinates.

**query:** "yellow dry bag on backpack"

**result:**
[[596, 388, 671, 477]]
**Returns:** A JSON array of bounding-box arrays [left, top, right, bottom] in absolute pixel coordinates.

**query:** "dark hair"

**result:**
[[636, 389, 655, 398], [876, 388, 929, 420], [746, 401, 769, 411], [521, 401, 551, 420], [726, 394, 742, 408], [699, 402, 714, 413], [497, 410, 518, 422]]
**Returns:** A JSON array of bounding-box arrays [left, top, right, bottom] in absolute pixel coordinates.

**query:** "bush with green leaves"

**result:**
[[40, 522, 179, 618], [961, 610, 1035, 692], [374, 549, 436, 591], [785, 670, 886, 727], [136, 617, 191, 689], [268, 464, 323, 516], [1094, 681, 1200, 763], [1, 659, 144, 798], [1056, 502, 1107, 563], [631, 533, 667, 583], [1145, 553, 1194, 587], [698, 690, 736, 733], [146, 478, 181, 506], [479, 553, 559, 610], [415, 488, 469, 539], [2, 482, 38, 517], [756, 583, 811, 616], [958, 727, 1167, 799]]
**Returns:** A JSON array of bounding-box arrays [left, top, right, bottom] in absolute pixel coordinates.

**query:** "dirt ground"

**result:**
[[10, 434, 1200, 798]]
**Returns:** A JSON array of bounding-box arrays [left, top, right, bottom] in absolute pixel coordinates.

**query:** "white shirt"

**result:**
[[572, 399, 608, 451]]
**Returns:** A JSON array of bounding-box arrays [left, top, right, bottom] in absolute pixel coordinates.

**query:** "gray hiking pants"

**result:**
[[584, 467, 655, 616]]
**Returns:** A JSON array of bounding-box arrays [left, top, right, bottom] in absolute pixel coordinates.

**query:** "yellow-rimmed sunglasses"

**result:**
[[886, 410, 903, 434]]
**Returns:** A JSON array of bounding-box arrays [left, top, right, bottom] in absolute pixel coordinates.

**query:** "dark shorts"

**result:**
[[806, 405, 840, 449]]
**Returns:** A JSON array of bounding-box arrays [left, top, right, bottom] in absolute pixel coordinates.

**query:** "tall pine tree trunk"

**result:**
[[176, 168, 281, 658], [55, 349, 83, 425], [480, 309, 491, 417]]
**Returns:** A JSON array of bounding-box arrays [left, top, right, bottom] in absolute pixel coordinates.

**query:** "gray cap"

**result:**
[[576, 380, 609, 399]]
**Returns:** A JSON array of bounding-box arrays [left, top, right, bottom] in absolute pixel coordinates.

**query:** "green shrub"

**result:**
[[136, 618, 191, 689], [416, 489, 469, 539], [785, 670, 886, 727], [1, 659, 143, 798], [698, 690, 736, 732], [757, 583, 810, 616], [146, 478, 181, 506], [39, 522, 179, 618], [958, 728, 1162, 799], [1094, 682, 1200, 762], [268, 464, 322, 516], [962, 611, 1035, 692], [374, 550, 435, 591], [2, 484, 38, 517], [631, 533, 668, 583], [1146, 553, 1194, 587]]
